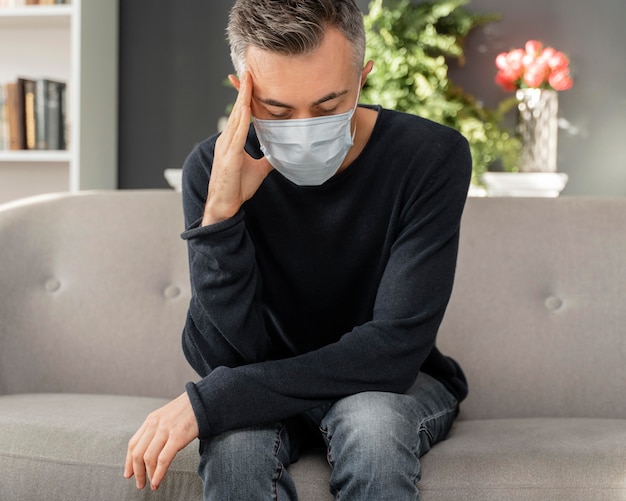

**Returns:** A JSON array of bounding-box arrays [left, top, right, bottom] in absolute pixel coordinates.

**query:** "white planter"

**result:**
[[164, 168, 182, 192], [516, 88, 559, 173], [482, 172, 568, 198]]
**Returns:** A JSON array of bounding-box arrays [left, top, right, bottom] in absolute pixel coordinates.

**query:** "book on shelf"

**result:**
[[22, 78, 36, 149], [0, 77, 67, 152], [0, 0, 70, 7], [0, 85, 9, 150], [36, 78, 66, 150], [4, 81, 25, 150]]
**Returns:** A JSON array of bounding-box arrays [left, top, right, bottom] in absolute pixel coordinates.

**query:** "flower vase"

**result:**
[[516, 88, 559, 172]]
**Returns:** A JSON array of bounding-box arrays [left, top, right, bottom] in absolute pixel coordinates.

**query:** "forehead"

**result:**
[[245, 27, 357, 103]]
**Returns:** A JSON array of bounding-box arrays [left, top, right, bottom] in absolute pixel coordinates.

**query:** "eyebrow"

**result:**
[[256, 90, 350, 109]]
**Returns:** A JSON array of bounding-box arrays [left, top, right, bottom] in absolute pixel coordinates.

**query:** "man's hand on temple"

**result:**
[[202, 71, 272, 226]]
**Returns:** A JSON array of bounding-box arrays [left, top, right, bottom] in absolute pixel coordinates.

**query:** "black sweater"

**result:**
[[181, 106, 471, 439]]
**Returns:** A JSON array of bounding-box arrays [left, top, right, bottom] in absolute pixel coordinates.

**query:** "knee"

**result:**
[[201, 428, 260, 472], [321, 393, 422, 498], [322, 392, 417, 462], [198, 423, 290, 485]]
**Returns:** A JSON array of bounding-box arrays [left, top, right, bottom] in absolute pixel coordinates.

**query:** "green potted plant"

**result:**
[[361, 0, 520, 186]]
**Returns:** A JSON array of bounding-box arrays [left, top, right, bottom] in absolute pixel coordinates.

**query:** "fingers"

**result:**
[[232, 71, 251, 113], [124, 393, 199, 491], [124, 424, 170, 491], [204, 71, 255, 225], [125, 419, 154, 489], [149, 441, 180, 490], [123, 429, 136, 479], [139, 427, 169, 490], [220, 71, 252, 151], [124, 421, 144, 480]]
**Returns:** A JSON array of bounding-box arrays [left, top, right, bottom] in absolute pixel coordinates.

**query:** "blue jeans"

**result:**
[[197, 372, 459, 500]]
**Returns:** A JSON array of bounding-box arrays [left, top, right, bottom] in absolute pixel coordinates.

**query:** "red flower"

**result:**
[[494, 40, 573, 91], [523, 60, 549, 88], [549, 69, 573, 91], [495, 71, 517, 91], [524, 40, 543, 57], [547, 51, 570, 71]]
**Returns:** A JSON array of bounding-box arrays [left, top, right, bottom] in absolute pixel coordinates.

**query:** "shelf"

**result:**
[[481, 172, 569, 198], [0, 0, 117, 205], [0, 150, 71, 163], [0, 5, 72, 29]]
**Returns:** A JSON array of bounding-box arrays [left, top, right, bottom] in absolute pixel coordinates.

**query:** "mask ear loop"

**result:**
[[350, 77, 362, 142]]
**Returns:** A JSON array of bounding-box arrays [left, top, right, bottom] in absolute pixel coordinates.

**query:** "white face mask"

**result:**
[[253, 86, 360, 186]]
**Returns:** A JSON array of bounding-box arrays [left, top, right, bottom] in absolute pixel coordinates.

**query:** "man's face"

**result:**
[[244, 27, 370, 121]]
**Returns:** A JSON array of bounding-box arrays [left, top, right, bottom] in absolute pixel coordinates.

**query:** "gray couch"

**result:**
[[1, 190, 624, 500]]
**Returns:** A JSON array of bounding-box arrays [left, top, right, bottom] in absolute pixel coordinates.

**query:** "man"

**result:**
[[125, 0, 471, 499]]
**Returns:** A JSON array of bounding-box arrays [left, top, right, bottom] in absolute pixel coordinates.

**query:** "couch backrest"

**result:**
[[0, 190, 196, 399], [2, 192, 625, 418], [438, 197, 626, 420]]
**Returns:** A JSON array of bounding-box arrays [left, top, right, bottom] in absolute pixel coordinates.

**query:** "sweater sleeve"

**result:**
[[180, 143, 271, 376], [181, 132, 471, 439]]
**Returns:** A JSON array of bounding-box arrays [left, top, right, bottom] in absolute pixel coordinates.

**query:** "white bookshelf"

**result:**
[[0, 1, 118, 205]]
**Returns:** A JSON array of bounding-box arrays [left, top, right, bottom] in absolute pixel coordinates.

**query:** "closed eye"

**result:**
[[267, 110, 291, 119], [317, 106, 338, 115]]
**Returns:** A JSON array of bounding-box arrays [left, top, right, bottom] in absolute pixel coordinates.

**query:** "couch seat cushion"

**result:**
[[0, 393, 203, 501], [419, 417, 626, 500]]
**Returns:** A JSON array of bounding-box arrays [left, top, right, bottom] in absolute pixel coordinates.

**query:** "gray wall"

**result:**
[[448, 0, 626, 196], [118, 0, 626, 196], [118, 1, 234, 189]]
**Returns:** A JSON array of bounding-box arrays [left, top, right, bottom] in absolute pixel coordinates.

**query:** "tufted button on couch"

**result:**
[[0, 190, 625, 500]]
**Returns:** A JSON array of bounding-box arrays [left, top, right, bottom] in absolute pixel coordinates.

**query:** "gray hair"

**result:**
[[227, 0, 366, 76]]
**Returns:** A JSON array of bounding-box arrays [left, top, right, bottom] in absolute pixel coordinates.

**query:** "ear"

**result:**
[[360, 60, 374, 87], [228, 74, 241, 91]]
